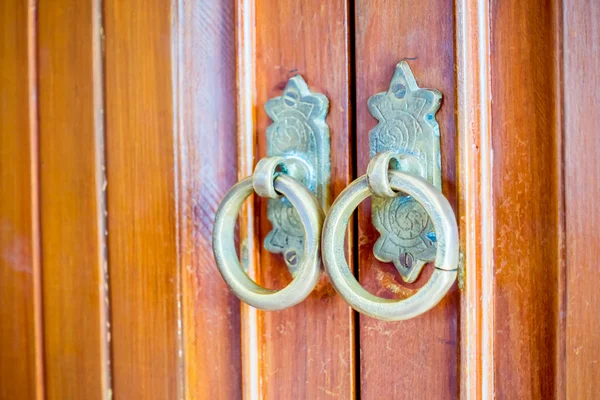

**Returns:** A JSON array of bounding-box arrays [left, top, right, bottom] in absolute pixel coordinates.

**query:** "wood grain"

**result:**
[[235, 1, 262, 398], [104, 0, 180, 397], [0, 1, 43, 398], [354, 0, 459, 398], [254, 1, 355, 397], [37, 0, 108, 398], [564, 0, 600, 397], [455, 0, 493, 397], [176, 1, 243, 398], [489, 0, 563, 397]]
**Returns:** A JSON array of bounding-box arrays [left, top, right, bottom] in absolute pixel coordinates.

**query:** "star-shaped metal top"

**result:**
[[368, 61, 443, 283], [263, 75, 330, 272]]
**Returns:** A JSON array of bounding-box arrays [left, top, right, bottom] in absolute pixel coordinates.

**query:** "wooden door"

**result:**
[[1, 0, 598, 399]]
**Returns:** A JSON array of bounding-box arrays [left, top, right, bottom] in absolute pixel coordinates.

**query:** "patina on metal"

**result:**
[[264, 75, 330, 273], [368, 61, 443, 283], [212, 157, 324, 311], [321, 152, 458, 321]]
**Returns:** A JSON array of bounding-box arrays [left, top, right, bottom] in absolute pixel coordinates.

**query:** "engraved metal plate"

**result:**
[[264, 75, 330, 273], [368, 61, 443, 283]]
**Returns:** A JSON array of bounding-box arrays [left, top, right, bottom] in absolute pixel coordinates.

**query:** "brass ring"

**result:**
[[321, 170, 458, 321], [213, 174, 324, 310]]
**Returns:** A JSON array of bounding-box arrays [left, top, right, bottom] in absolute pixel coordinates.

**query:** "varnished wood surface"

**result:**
[[0, 1, 43, 398], [104, 0, 180, 397], [490, 0, 563, 397], [37, 0, 108, 398], [235, 1, 263, 398], [254, 0, 355, 398], [564, 1, 600, 397], [4, 1, 600, 398], [354, 0, 459, 398], [455, 0, 492, 397], [177, 1, 243, 398]]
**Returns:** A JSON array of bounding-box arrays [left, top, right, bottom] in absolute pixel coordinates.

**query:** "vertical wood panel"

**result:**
[[254, 1, 355, 397], [37, 0, 108, 398], [177, 1, 243, 398], [455, 0, 493, 397], [235, 1, 262, 398], [489, 0, 562, 397], [354, 0, 459, 398], [0, 1, 43, 398], [564, 0, 600, 397], [104, 0, 180, 397]]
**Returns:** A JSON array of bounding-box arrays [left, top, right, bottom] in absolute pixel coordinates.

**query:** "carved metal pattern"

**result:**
[[264, 75, 330, 273], [368, 61, 443, 283]]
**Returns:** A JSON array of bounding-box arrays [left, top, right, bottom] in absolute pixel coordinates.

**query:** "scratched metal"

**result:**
[[368, 61, 443, 283], [264, 75, 330, 273]]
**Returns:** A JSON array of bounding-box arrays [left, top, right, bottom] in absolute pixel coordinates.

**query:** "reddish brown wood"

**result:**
[[5, 2, 600, 398], [104, 0, 180, 397], [254, 1, 355, 397], [176, 1, 243, 398], [564, 1, 600, 397], [489, 0, 563, 397], [37, 0, 108, 398], [235, 1, 263, 398], [0, 1, 43, 398], [354, 0, 459, 398], [455, 0, 493, 397]]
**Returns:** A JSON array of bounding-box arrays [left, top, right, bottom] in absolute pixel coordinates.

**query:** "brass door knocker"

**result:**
[[213, 63, 458, 318], [213, 156, 325, 310], [212, 76, 330, 310], [321, 62, 458, 321]]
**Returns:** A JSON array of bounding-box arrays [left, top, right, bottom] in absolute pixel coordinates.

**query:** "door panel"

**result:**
[[489, 0, 562, 397], [177, 1, 243, 398], [0, 1, 42, 398], [564, 0, 600, 397], [104, 0, 180, 397], [253, 1, 355, 398], [354, 0, 459, 398], [38, 0, 108, 398]]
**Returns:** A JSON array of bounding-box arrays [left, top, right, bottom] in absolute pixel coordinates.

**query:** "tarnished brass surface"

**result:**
[[368, 61, 443, 283], [212, 159, 324, 310], [321, 155, 458, 321], [264, 76, 330, 272], [252, 156, 286, 199]]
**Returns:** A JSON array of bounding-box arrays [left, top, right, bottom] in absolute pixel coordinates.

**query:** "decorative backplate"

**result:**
[[368, 61, 442, 283], [264, 75, 330, 273]]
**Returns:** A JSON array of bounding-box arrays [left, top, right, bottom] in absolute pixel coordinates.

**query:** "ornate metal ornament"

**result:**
[[264, 75, 330, 273], [368, 61, 443, 283], [321, 156, 458, 321], [213, 161, 325, 311]]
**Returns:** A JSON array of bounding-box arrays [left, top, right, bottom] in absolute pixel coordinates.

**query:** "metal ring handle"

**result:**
[[321, 168, 458, 321], [212, 161, 324, 310]]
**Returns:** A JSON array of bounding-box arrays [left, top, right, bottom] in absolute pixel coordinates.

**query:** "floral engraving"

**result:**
[[264, 76, 330, 272], [368, 61, 442, 283]]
